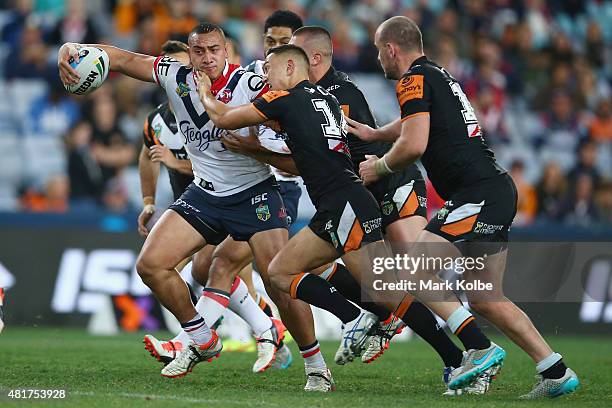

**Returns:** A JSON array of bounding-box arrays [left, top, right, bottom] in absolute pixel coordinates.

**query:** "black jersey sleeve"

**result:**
[[396, 71, 432, 121], [252, 90, 291, 120]]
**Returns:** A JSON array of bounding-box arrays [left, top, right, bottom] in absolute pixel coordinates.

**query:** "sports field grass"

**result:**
[[0, 328, 610, 407]]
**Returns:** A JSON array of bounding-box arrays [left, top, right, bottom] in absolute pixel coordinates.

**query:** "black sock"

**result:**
[[541, 359, 567, 379], [454, 318, 491, 350], [293, 273, 360, 324], [399, 302, 463, 368], [328, 263, 391, 321]]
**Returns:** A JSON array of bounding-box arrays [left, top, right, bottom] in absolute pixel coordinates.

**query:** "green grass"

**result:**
[[0, 328, 610, 407]]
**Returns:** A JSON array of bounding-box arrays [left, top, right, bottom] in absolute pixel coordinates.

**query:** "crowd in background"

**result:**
[[0, 0, 610, 227]]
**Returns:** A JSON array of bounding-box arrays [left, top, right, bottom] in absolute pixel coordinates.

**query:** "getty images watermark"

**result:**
[[370, 254, 494, 292]]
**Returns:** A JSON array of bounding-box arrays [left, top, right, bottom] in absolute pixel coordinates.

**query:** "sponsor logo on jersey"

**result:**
[[180, 121, 224, 152], [396, 75, 424, 105], [474, 222, 504, 235], [262, 90, 289, 102], [418, 196, 428, 208], [362, 218, 382, 234], [256, 204, 271, 221], [329, 231, 339, 248], [176, 82, 191, 98], [153, 123, 162, 140]]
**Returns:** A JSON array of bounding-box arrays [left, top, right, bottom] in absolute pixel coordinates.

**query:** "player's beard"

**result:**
[[383, 60, 401, 80]]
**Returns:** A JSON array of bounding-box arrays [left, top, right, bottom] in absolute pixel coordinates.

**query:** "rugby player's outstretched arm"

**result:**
[[346, 116, 401, 142], [58, 42, 157, 85]]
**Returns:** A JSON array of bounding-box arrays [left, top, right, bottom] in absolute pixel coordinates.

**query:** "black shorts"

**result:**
[[170, 177, 288, 245], [425, 173, 517, 253], [378, 178, 427, 230], [309, 184, 383, 256], [278, 180, 301, 227]]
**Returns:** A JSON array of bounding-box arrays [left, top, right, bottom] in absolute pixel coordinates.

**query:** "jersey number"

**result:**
[[312, 99, 349, 155], [450, 82, 478, 124], [312, 99, 343, 137]]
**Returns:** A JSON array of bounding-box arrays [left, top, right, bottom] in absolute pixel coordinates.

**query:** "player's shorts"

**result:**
[[170, 176, 288, 245], [309, 183, 383, 256], [278, 180, 301, 226], [378, 178, 427, 230], [425, 173, 517, 255]]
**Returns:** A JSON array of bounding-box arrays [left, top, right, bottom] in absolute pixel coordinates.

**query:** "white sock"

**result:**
[[171, 329, 191, 346], [180, 313, 211, 345], [228, 277, 272, 337], [300, 341, 326, 370], [536, 352, 563, 373], [196, 288, 230, 326], [446, 306, 473, 334]]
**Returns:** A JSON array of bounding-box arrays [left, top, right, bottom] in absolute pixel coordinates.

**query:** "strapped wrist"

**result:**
[[374, 156, 394, 176], [143, 196, 155, 206]]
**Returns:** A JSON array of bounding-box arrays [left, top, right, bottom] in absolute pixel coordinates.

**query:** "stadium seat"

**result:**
[[21, 136, 67, 187], [0, 133, 24, 185]]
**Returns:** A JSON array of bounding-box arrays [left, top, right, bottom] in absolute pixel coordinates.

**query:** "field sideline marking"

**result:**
[[71, 390, 279, 406]]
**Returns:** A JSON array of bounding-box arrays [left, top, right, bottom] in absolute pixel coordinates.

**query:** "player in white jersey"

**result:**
[[58, 23, 333, 390], [137, 41, 284, 375]]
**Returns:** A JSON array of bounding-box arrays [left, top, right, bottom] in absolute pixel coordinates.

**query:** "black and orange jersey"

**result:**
[[143, 102, 193, 199], [252, 81, 361, 206], [317, 66, 424, 201], [397, 56, 505, 199]]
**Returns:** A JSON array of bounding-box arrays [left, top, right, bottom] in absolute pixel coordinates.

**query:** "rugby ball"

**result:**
[[65, 46, 110, 96]]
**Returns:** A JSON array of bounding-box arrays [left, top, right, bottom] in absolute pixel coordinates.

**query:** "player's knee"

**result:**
[[136, 253, 157, 282], [266, 257, 285, 289]]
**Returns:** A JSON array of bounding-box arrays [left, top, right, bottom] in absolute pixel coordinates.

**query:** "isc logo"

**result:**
[[251, 193, 268, 205]]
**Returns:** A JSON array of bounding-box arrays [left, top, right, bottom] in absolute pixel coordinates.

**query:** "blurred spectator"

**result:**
[[66, 121, 104, 206], [585, 21, 605, 69], [114, 0, 166, 35], [156, 0, 198, 45], [595, 181, 612, 224], [559, 173, 600, 226], [567, 140, 601, 189], [588, 99, 612, 142], [510, 160, 537, 225], [537, 91, 584, 153], [46, 0, 99, 46], [2, 0, 33, 51], [19, 174, 69, 213], [102, 177, 133, 214], [4, 22, 54, 80], [89, 95, 136, 185], [26, 79, 80, 138], [536, 162, 567, 221]]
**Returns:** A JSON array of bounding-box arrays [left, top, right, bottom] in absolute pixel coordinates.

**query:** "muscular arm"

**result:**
[[138, 145, 160, 200], [58, 42, 157, 84], [383, 114, 430, 169], [221, 131, 299, 175]]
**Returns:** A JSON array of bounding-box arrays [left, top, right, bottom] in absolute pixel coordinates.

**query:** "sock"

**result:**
[[171, 329, 191, 346], [228, 277, 271, 337], [324, 263, 391, 321], [256, 293, 275, 318], [537, 353, 567, 379], [396, 299, 463, 368], [291, 272, 360, 324], [254, 293, 285, 347], [299, 340, 326, 369], [446, 306, 491, 350], [180, 313, 211, 345], [196, 288, 230, 326]]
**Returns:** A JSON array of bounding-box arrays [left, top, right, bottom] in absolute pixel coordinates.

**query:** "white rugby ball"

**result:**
[[65, 46, 110, 96]]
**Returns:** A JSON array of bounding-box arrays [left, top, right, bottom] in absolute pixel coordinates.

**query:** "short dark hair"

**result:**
[[190, 22, 225, 40], [161, 40, 189, 55], [379, 16, 423, 53], [267, 44, 309, 67], [293, 25, 331, 41], [264, 10, 303, 33]]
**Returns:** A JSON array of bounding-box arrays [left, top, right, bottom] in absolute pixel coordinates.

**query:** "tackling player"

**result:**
[[198, 43, 504, 392], [58, 24, 335, 391], [353, 16, 579, 398]]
